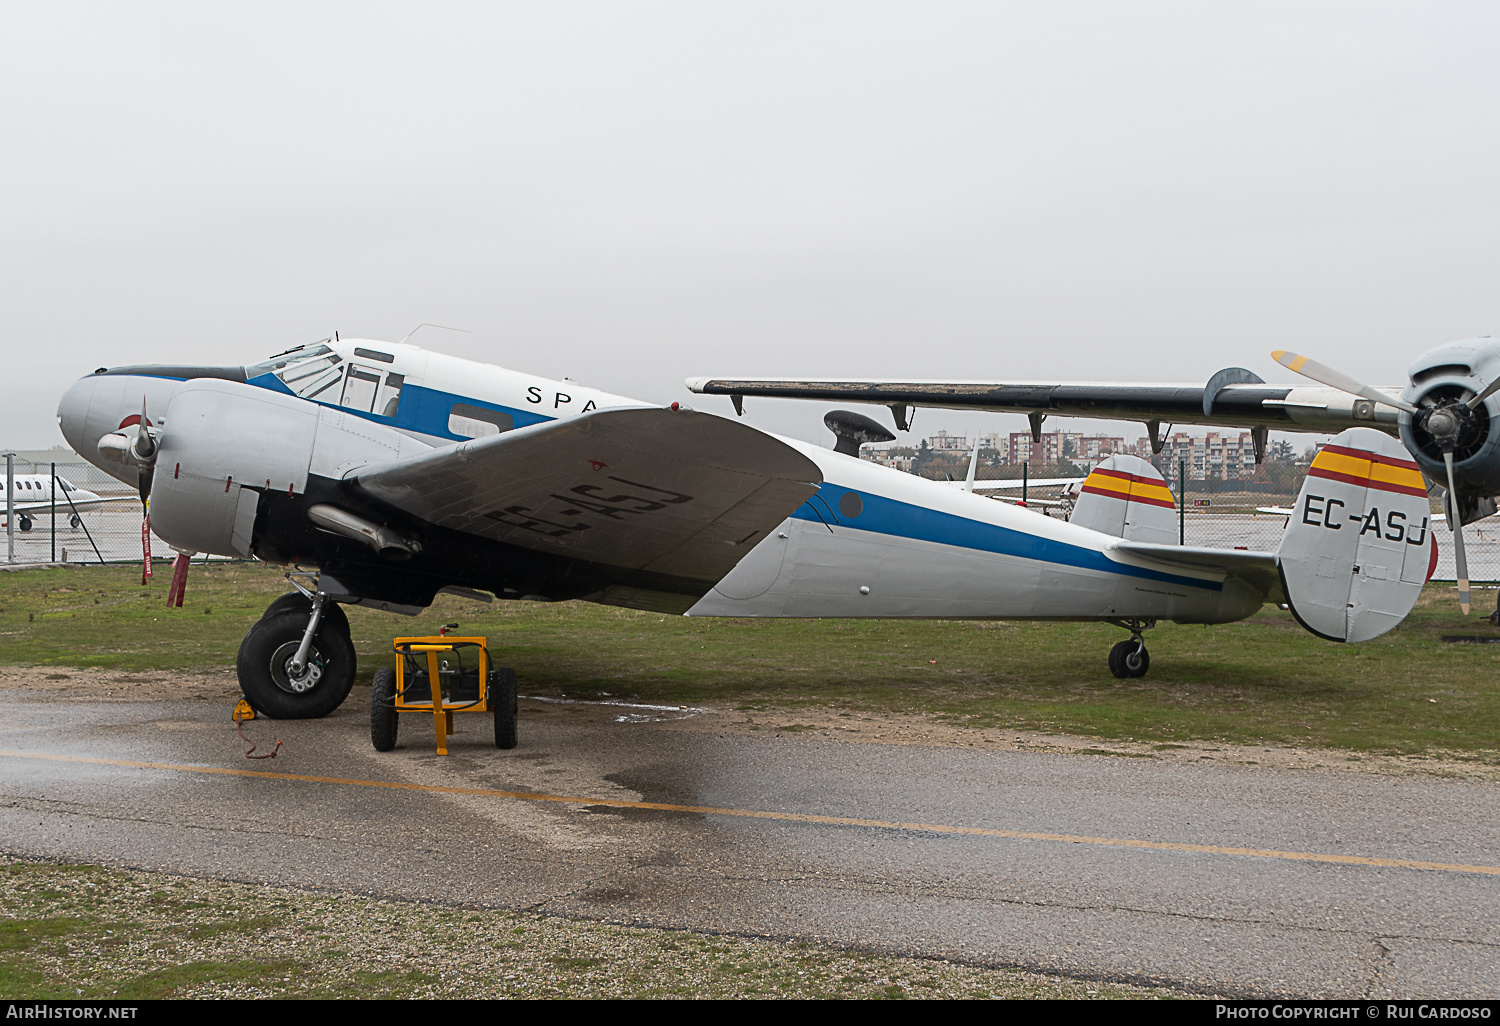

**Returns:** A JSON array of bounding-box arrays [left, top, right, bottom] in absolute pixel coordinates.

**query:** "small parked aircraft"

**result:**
[[57, 339, 1430, 719], [0, 475, 106, 531]]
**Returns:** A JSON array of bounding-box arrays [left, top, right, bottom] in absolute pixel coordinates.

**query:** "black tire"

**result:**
[[259, 593, 350, 635], [69, 514, 82, 529], [371, 667, 398, 751], [1108, 640, 1149, 679], [236, 609, 357, 719], [17, 517, 31, 533], [491, 667, 518, 750]]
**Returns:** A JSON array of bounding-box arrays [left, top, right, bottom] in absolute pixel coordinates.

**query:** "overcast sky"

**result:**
[[6, 2, 1500, 449]]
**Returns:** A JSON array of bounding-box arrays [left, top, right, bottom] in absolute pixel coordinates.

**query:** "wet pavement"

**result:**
[[0, 687, 1496, 998]]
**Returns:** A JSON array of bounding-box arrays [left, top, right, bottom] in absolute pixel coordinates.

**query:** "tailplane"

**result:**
[[1276, 427, 1435, 642]]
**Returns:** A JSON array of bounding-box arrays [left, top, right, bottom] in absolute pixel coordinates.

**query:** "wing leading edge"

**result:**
[[350, 407, 823, 612], [684, 376, 1404, 437]]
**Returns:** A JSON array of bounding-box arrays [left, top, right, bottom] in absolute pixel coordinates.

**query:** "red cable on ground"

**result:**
[[236, 719, 282, 760]]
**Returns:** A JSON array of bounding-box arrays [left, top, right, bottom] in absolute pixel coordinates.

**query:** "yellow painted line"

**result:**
[[3, 748, 1497, 877]]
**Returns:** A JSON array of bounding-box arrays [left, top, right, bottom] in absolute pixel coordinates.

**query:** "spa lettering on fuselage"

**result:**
[[525, 386, 597, 413], [1301, 494, 1429, 545]]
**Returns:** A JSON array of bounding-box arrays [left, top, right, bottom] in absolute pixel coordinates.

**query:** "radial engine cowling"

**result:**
[[1398, 338, 1500, 501], [149, 380, 318, 558]]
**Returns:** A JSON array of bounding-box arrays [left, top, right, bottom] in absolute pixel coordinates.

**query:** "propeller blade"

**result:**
[[1443, 451, 1471, 615], [1271, 351, 1419, 414], [1465, 371, 1500, 411]]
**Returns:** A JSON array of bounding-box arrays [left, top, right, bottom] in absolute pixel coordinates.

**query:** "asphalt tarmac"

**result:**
[[0, 685, 1495, 999]]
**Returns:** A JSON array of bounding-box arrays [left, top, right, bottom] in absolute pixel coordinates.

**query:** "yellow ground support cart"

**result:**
[[370, 631, 517, 754]]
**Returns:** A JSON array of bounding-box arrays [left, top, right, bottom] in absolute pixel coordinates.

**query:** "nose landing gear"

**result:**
[[1106, 619, 1154, 679]]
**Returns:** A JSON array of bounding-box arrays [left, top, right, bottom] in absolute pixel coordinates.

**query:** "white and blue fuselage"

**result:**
[[59, 339, 1259, 625]]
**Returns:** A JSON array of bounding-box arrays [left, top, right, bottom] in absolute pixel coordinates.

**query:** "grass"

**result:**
[[0, 562, 1497, 758], [0, 859, 1175, 999]]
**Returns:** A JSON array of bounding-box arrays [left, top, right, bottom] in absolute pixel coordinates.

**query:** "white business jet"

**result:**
[[57, 340, 1430, 722], [0, 475, 107, 532]]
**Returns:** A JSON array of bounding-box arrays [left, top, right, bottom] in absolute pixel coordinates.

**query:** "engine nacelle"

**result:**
[[150, 380, 319, 557], [1398, 337, 1500, 500]]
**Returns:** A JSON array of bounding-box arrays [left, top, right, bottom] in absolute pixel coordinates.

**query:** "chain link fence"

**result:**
[[1166, 459, 1485, 585], [0, 457, 183, 567]]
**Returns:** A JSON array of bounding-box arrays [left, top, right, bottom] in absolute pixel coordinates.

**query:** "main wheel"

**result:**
[[236, 609, 357, 718], [17, 516, 31, 533], [69, 514, 82, 529], [258, 593, 350, 635], [370, 667, 399, 751], [1108, 640, 1149, 679], [491, 666, 518, 749]]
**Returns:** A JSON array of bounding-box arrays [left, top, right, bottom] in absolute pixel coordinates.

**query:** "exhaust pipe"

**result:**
[[306, 504, 419, 560]]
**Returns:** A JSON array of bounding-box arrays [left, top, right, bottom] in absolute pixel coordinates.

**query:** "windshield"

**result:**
[[246, 345, 344, 401]]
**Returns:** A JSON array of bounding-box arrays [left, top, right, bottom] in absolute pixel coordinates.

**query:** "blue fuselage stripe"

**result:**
[[242, 373, 554, 440], [797, 483, 1222, 592]]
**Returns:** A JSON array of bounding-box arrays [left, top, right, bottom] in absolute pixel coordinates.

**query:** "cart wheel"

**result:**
[[371, 667, 398, 751], [492, 667, 518, 750]]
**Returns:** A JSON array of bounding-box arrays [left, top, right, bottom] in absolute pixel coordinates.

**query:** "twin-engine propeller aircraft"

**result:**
[[688, 336, 1500, 613], [58, 339, 1431, 719]]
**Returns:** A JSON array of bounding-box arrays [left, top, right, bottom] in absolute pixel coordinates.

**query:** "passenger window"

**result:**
[[447, 403, 513, 439], [340, 365, 383, 413]]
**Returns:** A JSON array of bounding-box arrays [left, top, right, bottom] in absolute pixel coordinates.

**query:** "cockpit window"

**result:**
[[247, 345, 344, 401]]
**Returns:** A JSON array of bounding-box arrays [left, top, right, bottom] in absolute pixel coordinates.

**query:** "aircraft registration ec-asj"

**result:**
[[58, 339, 1434, 722]]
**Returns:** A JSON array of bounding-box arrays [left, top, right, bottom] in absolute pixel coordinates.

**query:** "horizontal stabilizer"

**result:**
[[1112, 541, 1281, 600]]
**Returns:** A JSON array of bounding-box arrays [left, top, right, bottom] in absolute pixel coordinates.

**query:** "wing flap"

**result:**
[[350, 407, 823, 606]]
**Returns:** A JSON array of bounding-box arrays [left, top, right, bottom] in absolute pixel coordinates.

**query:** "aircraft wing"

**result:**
[[685, 375, 1406, 436], [1111, 540, 1284, 602], [966, 477, 1083, 491], [349, 407, 823, 612], [10, 496, 115, 514]]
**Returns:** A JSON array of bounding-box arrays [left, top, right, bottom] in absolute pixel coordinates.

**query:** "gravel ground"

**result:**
[[0, 856, 1190, 1000]]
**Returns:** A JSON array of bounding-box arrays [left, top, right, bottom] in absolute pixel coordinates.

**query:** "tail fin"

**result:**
[[1277, 427, 1434, 642], [1070, 454, 1179, 544]]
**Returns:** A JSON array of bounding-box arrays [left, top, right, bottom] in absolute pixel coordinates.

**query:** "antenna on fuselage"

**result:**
[[398, 323, 472, 345]]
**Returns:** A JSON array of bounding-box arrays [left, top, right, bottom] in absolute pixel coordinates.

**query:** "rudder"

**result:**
[[1070, 454, 1178, 544], [1277, 427, 1434, 642]]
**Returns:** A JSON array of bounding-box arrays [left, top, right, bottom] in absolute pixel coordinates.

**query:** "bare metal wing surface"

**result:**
[[684, 375, 1404, 436], [349, 406, 823, 611]]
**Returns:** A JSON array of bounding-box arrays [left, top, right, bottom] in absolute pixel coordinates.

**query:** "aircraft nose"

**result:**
[[56, 375, 98, 457]]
